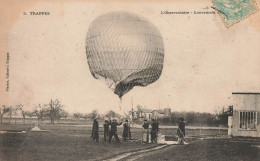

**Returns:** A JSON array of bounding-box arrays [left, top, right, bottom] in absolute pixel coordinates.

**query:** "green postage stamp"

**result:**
[[213, 0, 258, 27]]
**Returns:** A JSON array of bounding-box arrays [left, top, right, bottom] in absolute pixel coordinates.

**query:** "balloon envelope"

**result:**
[[86, 12, 164, 98]]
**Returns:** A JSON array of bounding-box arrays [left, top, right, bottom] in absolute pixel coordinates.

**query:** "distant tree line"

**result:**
[[0, 99, 68, 124], [1, 100, 233, 127], [157, 107, 233, 127], [0, 99, 124, 125]]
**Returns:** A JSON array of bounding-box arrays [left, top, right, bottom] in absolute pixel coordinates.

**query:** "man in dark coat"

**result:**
[[177, 117, 185, 145], [91, 118, 99, 142], [142, 119, 150, 143], [108, 118, 122, 143], [122, 120, 131, 141], [156, 120, 159, 133], [103, 120, 109, 142], [151, 119, 158, 143]]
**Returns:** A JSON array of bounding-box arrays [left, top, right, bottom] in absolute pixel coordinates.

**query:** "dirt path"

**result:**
[[104, 144, 169, 161]]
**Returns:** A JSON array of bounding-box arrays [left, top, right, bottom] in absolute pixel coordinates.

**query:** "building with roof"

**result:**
[[152, 108, 171, 120], [229, 93, 260, 137], [129, 105, 171, 121]]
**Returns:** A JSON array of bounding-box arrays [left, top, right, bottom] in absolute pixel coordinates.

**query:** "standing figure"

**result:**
[[122, 120, 131, 141], [91, 118, 99, 142], [128, 123, 132, 140], [177, 117, 185, 145], [156, 119, 159, 133], [103, 120, 109, 142], [151, 119, 158, 143], [142, 119, 150, 143], [108, 118, 122, 143]]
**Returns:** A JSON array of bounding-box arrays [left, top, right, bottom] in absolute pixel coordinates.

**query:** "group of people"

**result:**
[[91, 118, 131, 143], [142, 117, 186, 145], [91, 117, 186, 145], [142, 119, 159, 143]]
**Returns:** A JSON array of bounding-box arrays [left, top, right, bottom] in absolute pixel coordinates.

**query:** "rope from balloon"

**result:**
[[119, 97, 122, 110]]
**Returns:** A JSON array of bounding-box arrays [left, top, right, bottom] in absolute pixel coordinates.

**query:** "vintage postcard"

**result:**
[[0, 0, 260, 161]]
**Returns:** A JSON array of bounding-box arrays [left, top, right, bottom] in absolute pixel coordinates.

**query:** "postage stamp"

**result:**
[[212, 0, 258, 27]]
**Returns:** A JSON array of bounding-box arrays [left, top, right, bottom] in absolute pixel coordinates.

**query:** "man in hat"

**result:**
[[103, 120, 109, 142], [122, 119, 131, 141], [91, 117, 99, 142], [108, 118, 122, 143], [177, 117, 185, 145], [151, 119, 158, 143], [142, 119, 149, 143]]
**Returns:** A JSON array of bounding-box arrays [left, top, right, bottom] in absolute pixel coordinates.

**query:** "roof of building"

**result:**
[[136, 105, 153, 113], [232, 92, 260, 95], [152, 110, 165, 114]]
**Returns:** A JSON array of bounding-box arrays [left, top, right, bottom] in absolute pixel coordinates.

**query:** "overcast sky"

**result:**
[[7, 1, 260, 115]]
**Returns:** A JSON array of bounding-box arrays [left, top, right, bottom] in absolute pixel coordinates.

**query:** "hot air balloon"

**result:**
[[85, 12, 164, 98]]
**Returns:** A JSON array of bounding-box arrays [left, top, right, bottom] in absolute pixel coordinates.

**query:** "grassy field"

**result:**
[[1, 123, 257, 161], [0, 122, 227, 138], [132, 138, 260, 161], [0, 124, 159, 161]]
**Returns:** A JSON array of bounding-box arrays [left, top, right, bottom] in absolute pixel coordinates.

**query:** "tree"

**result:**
[[73, 112, 83, 120], [0, 105, 12, 124], [170, 112, 182, 125], [184, 112, 197, 125], [33, 104, 47, 124], [53, 108, 68, 122], [24, 111, 35, 118], [15, 104, 27, 124], [60, 109, 69, 120], [105, 110, 122, 119], [105, 110, 116, 118], [89, 110, 99, 120], [82, 113, 90, 120], [8, 109, 12, 123], [47, 99, 64, 124], [218, 106, 233, 126]]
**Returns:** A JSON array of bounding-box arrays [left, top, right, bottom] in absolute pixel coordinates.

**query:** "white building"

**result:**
[[229, 93, 260, 137]]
